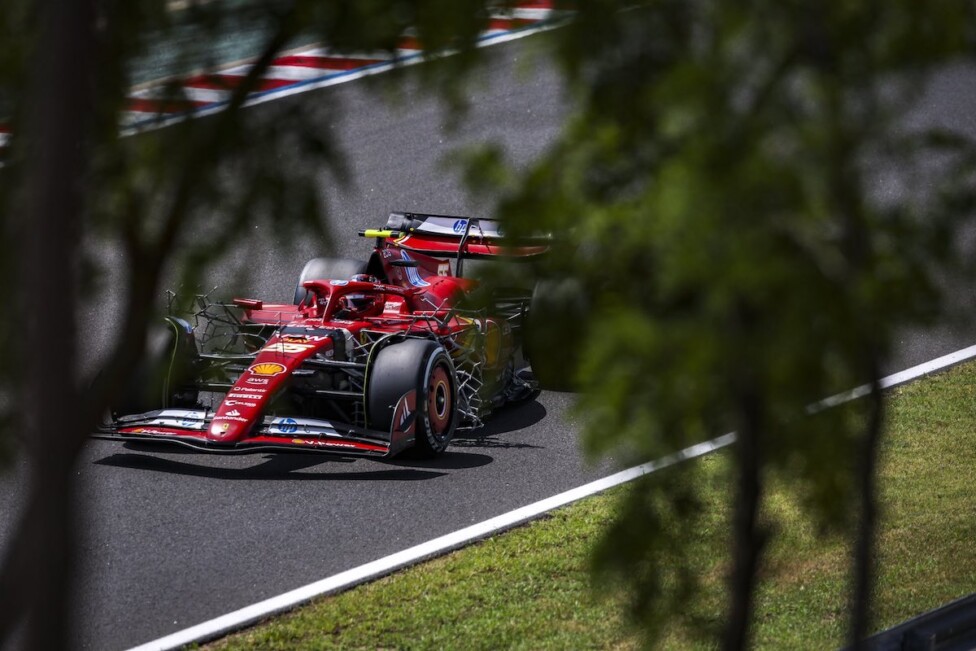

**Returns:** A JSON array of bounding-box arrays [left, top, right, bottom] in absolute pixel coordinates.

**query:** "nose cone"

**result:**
[[205, 340, 322, 443], [207, 400, 260, 442], [208, 418, 249, 441], [205, 333, 332, 443], [207, 370, 283, 443]]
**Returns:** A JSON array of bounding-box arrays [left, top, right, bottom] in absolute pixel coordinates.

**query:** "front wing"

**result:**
[[93, 408, 414, 458]]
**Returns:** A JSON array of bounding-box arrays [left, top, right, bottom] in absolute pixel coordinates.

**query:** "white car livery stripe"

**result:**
[[266, 416, 341, 436], [408, 216, 505, 238], [148, 409, 210, 431], [400, 250, 430, 287]]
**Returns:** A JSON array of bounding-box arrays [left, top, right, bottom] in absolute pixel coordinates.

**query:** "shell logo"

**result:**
[[248, 362, 286, 377]]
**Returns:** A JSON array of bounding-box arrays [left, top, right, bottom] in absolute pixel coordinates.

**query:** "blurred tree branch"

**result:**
[[475, 0, 976, 647], [0, 0, 96, 645]]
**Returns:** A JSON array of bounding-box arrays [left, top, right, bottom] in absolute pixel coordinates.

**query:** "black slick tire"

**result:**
[[367, 339, 459, 457], [115, 317, 199, 415], [524, 279, 586, 391]]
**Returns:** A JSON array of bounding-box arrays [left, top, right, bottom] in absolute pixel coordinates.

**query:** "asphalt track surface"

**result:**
[[1, 37, 975, 651]]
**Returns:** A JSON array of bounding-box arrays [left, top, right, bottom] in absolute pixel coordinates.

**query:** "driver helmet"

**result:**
[[340, 274, 381, 317]]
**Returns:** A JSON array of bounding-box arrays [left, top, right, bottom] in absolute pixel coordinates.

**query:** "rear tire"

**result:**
[[293, 257, 368, 305], [367, 339, 459, 457]]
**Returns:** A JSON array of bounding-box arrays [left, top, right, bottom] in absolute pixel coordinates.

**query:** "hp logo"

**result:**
[[274, 417, 298, 434]]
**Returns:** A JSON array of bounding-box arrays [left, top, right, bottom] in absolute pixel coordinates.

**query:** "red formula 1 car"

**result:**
[[95, 212, 547, 458]]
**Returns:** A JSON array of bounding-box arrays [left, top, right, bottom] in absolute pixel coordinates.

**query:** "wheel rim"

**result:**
[[427, 364, 452, 435]]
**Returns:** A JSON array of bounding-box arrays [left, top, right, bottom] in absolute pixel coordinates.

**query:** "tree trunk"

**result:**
[[723, 388, 767, 651], [0, 0, 96, 648], [848, 364, 883, 648]]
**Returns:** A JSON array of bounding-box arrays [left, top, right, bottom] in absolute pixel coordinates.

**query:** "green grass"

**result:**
[[208, 362, 976, 650]]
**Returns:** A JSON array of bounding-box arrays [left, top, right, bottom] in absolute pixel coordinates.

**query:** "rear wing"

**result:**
[[359, 212, 549, 261]]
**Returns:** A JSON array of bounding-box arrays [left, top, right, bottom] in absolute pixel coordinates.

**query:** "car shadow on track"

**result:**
[[382, 449, 495, 471], [89, 398, 547, 477], [449, 399, 547, 451], [91, 450, 455, 481]]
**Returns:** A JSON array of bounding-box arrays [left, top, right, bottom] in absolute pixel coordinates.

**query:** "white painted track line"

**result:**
[[129, 434, 735, 651], [813, 343, 976, 412], [512, 8, 555, 20], [131, 86, 231, 104], [128, 343, 976, 651], [258, 65, 345, 82]]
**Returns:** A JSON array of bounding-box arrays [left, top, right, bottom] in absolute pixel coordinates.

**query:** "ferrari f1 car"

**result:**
[[94, 212, 548, 458]]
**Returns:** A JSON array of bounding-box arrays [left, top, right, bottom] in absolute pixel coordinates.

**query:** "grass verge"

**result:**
[[207, 362, 976, 650]]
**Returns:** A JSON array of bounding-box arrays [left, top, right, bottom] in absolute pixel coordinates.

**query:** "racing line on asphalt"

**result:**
[[128, 343, 976, 651]]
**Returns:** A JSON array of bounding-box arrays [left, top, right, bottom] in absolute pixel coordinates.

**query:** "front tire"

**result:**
[[114, 317, 199, 416], [368, 339, 459, 457]]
